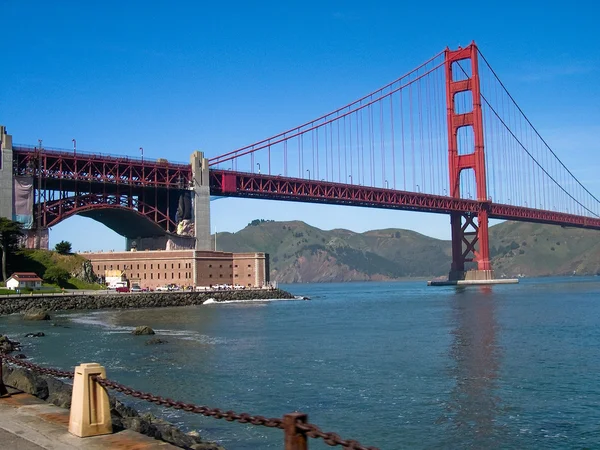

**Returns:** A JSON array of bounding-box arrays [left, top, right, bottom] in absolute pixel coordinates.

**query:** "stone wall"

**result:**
[[0, 289, 295, 316]]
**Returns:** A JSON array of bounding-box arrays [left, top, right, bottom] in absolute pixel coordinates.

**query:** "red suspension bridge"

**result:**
[[2, 42, 599, 281]]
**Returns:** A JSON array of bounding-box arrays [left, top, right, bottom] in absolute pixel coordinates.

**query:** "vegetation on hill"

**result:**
[[10, 249, 102, 290], [216, 219, 600, 282]]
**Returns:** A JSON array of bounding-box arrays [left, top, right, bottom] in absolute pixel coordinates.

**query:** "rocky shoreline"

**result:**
[[0, 361, 225, 449], [0, 288, 296, 316]]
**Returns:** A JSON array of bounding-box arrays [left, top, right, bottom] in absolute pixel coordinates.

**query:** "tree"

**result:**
[[0, 218, 23, 282], [43, 267, 70, 287], [55, 240, 72, 255]]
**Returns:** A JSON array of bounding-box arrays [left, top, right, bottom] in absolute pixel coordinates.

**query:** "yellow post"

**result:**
[[68, 363, 112, 437]]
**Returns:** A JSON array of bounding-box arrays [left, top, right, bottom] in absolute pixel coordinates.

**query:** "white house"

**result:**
[[6, 272, 43, 290]]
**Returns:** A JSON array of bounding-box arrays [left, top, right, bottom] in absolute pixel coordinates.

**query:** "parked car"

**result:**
[[130, 285, 142, 292], [115, 286, 130, 293], [155, 285, 170, 292]]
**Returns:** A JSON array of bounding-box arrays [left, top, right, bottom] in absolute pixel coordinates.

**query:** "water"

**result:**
[[2, 277, 600, 449]]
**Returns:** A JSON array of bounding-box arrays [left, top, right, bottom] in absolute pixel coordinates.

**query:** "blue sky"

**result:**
[[2, 1, 599, 251]]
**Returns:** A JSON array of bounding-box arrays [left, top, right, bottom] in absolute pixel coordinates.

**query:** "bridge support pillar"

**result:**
[[445, 43, 493, 281], [0, 126, 14, 222], [191, 151, 211, 252]]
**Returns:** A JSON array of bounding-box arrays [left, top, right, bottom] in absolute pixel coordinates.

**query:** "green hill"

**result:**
[[215, 220, 600, 282], [8, 249, 102, 289]]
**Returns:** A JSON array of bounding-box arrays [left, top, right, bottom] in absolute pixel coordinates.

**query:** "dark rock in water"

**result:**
[[23, 309, 51, 321], [132, 326, 155, 335], [15, 353, 27, 359], [25, 332, 45, 338], [145, 338, 168, 345]]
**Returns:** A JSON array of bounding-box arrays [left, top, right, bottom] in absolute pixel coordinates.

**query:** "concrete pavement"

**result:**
[[0, 389, 177, 449]]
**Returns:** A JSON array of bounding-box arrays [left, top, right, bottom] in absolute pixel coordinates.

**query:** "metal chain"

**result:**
[[1, 355, 378, 449], [296, 422, 379, 450], [2, 354, 74, 379]]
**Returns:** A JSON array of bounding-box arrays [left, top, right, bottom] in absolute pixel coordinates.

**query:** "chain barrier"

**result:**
[[0, 354, 379, 450]]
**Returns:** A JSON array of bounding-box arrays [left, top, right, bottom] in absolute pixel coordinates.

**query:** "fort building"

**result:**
[[83, 250, 269, 290]]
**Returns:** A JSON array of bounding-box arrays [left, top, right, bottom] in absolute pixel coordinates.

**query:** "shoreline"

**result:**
[[0, 288, 296, 316]]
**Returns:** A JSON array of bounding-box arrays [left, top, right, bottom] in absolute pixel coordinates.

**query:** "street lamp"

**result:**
[[257, 162, 261, 174], [306, 169, 310, 180], [348, 174, 353, 184], [140, 147, 144, 162], [385, 180, 389, 189], [416, 184, 420, 193], [72, 138, 76, 155]]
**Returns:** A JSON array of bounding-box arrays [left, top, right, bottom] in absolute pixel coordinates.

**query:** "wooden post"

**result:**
[[283, 412, 308, 450]]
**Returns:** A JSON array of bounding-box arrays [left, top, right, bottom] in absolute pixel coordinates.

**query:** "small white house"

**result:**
[[6, 272, 43, 290]]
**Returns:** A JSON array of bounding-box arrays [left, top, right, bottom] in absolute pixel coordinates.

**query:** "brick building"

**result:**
[[83, 250, 269, 290]]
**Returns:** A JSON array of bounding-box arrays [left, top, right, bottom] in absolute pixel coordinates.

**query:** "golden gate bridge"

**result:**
[[2, 42, 599, 282]]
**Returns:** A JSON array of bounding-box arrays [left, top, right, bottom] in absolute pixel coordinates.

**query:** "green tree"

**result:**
[[0, 218, 24, 282], [55, 240, 72, 255], [43, 267, 70, 287]]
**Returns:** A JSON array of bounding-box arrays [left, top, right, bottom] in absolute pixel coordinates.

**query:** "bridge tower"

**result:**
[[0, 126, 14, 221], [190, 151, 212, 251], [445, 42, 493, 281]]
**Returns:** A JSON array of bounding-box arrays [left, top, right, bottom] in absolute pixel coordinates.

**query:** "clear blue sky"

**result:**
[[2, 1, 599, 251]]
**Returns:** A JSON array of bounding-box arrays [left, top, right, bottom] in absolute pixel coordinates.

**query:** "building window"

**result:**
[[209, 274, 212, 278], [219, 264, 222, 268], [158, 273, 160, 279], [235, 274, 238, 277], [137, 264, 139, 270], [117, 265, 119, 270], [171, 273, 174, 279], [248, 274, 251, 277], [144, 274, 146, 279], [178, 273, 181, 279], [234, 264, 238, 268], [150, 264, 153, 269], [248, 265, 251, 268], [220, 274, 223, 278], [209, 264, 212, 268], [229, 264, 232, 268], [103, 265, 106, 270], [150, 273, 153, 279], [144, 264, 146, 269], [110, 265, 113, 270], [178, 263, 181, 269]]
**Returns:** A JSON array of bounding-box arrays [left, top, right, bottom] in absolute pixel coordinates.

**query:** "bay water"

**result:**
[[1, 277, 600, 449]]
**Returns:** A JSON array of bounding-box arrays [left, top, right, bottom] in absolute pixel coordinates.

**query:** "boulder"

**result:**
[[132, 326, 155, 335], [25, 332, 45, 338], [145, 338, 168, 345], [0, 335, 21, 353], [23, 309, 51, 321]]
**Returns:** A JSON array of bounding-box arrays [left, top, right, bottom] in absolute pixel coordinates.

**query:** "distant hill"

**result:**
[[215, 220, 600, 282]]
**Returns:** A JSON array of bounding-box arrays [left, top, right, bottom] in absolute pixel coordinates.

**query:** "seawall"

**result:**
[[0, 289, 296, 316]]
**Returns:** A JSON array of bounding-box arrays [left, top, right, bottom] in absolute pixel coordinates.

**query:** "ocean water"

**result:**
[[1, 277, 600, 449]]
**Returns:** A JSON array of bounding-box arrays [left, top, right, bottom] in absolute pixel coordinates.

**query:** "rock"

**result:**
[[0, 335, 21, 353], [25, 332, 45, 338], [145, 338, 168, 345], [71, 259, 98, 284], [23, 309, 51, 321], [132, 326, 155, 335], [14, 353, 27, 359]]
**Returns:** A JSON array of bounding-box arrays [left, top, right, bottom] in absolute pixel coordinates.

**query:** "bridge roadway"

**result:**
[[0, 388, 177, 449]]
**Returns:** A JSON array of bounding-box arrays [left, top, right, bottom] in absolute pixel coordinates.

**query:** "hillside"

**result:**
[[8, 249, 101, 289], [215, 220, 600, 282]]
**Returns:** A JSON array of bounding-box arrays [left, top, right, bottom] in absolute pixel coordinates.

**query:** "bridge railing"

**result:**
[[0, 354, 378, 450], [13, 144, 190, 168]]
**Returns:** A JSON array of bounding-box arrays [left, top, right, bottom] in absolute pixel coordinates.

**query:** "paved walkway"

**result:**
[[0, 389, 177, 449]]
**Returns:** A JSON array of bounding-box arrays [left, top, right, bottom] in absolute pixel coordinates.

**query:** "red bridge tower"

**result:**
[[445, 42, 493, 281]]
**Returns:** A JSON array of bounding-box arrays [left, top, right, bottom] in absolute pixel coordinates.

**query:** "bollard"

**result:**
[[68, 363, 112, 437], [0, 356, 10, 398], [283, 412, 308, 450]]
